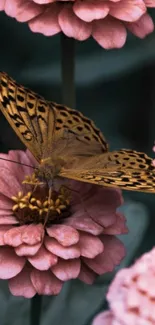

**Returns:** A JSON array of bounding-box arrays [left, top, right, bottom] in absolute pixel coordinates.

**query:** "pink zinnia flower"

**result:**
[[1, 0, 155, 49], [92, 247, 155, 325], [0, 149, 127, 298]]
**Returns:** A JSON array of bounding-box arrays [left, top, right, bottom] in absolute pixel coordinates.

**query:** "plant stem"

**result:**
[[61, 33, 76, 108], [30, 294, 42, 325]]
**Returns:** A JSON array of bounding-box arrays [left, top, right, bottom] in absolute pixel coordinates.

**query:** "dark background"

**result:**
[[0, 9, 155, 325]]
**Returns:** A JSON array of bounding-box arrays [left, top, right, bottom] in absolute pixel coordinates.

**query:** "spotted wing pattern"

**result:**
[[60, 149, 155, 193], [0, 71, 107, 162]]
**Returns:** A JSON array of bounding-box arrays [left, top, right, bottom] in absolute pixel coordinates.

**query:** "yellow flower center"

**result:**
[[11, 174, 71, 226]]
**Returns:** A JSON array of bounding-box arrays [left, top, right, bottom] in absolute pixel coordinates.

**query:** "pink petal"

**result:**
[[33, 0, 55, 3], [46, 224, 79, 246], [45, 237, 80, 259], [0, 216, 18, 225], [21, 224, 44, 245], [4, 226, 24, 247], [92, 17, 127, 49], [126, 12, 154, 38], [78, 232, 104, 258], [29, 3, 61, 36], [73, 0, 109, 23], [92, 311, 114, 325], [4, 224, 42, 247], [4, 0, 42, 20], [0, 167, 21, 198], [16, 2, 44, 22], [83, 236, 126, 274], [8, 264, 36, 298], [28, 246, 58, 270], [65, 215, 103, 235], [58, 5, 92, 40], [103, 212, 128, 235], [52, 258, 80, 281], [15, 242, 42, 256], [143, 0, 155, 7], [81, 187, 123, 223], [109, 0, 146, 22], [31, 269, 63, 295], [0, 247, 25, 279], [0, 193, 13, 211], [78, 263, 96, 284], [0, 226, 13, 245], [0, 0, 5, 10], [8, 150, 35, 179]]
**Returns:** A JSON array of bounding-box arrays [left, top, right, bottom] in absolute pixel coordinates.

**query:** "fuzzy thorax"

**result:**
[[35, 156, 66, 182]]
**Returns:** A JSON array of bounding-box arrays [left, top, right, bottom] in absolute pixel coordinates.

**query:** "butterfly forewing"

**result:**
[[0, 72, 56, 162], [0, 72, 108, 163]]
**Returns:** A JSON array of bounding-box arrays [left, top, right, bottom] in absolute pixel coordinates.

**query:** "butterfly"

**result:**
[[0, 71, 155, 193]]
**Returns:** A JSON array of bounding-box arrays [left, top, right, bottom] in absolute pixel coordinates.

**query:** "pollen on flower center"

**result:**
[[11, 175, 71, 225]]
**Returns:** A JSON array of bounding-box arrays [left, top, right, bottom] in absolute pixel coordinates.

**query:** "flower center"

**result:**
[[12, 174, 71, 226]]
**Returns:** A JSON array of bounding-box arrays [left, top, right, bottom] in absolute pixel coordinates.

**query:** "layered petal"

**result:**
[[31, 269, 63, 295], [2, 0, 155, 48], [58, 5, 92, 40]]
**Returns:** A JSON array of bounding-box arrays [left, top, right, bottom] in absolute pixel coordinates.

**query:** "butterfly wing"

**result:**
[[59, 149, 155, 193], [50, 101, 108, 155], [0, 72, 55, 162], [0, 72, 108, 163]]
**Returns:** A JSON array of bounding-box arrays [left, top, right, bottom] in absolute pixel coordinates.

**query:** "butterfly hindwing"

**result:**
[[60, 149, 155, 193]]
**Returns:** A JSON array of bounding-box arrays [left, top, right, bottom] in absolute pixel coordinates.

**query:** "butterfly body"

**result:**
[[0, 71, 155, 193]]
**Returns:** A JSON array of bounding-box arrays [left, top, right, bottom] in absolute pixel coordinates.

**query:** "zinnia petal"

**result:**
[[15, 242, 42, 256], [109, 0, 146, 22], [46, 224, 79, 246], [58, 4, 92, 40], [65, 214, 103, 235], [83, 236, 126, 274], [4, 0, 42, 20], [21, 224, 44, 245], [126, 12, 154, 38], [45, 237, 80, 259], [73, 0, 109, 22], [0, 247, 25, 279], [29, 3, 61, 36], [31, 269, 63, 295], [92, 311, 113, 325], [9, 264, 36, 298], [78, 263, 96, 284], [78, 232, 104, 258], [144, 0, 155, 6], [0, 1, 5, 10], [0, 226, 13, 246], [52, 258, 81, 281], [28, 246, 58, 270], [92, 17, 127, 49]]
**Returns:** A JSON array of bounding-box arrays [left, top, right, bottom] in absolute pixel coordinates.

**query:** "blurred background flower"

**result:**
[[0, 149, 127, 298], [1, 0, 155, 48], [92, 247, 155, 325]]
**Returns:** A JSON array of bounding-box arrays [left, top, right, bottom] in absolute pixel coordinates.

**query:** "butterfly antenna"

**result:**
[[0, 157, 37, 169]]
